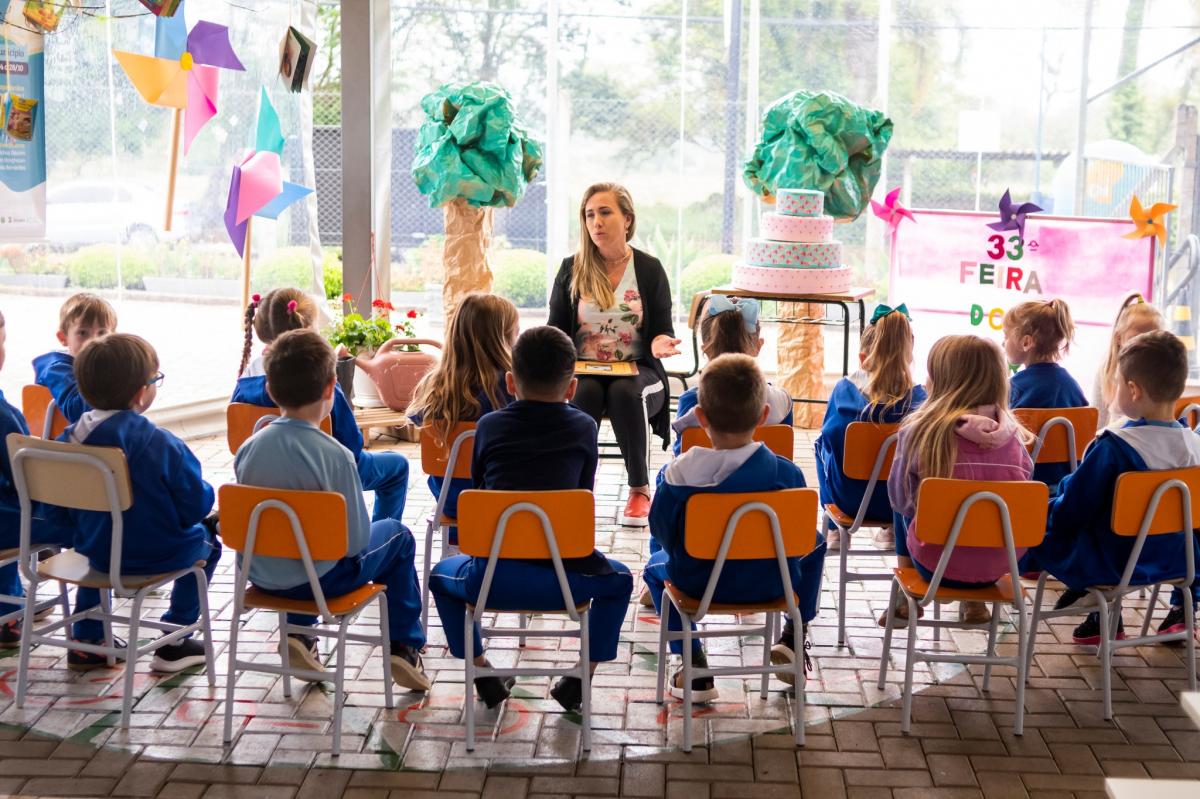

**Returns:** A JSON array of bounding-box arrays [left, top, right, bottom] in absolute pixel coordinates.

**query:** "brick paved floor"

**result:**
[[0, 427, 1196, 798]]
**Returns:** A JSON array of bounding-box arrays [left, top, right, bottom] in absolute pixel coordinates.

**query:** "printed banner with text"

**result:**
[[0, 1, 47, 241]]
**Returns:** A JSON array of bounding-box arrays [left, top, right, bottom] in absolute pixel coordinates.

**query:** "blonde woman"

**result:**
[[1093, 293, 1165, 430], [548, 183, 681, 527]]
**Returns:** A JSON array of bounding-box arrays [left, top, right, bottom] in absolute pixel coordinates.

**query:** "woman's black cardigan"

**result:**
[[547, 248, 676, 449]]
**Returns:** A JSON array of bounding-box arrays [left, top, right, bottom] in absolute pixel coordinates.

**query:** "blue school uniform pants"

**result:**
[[0, 516, 101, 625], [642, 535, 826, 654], [359, 451, 410, 524], [429, 555, 633, 663], [266, 519, 425, 649]]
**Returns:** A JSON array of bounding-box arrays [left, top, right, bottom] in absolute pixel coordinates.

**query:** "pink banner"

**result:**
[[888, 210, 1156, 331]]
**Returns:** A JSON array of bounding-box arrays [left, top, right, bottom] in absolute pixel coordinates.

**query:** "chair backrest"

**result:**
[[913, 479, 1048, 548], [21, 384, 67, 440], [687, 291, 709, 331], [682, 489, 817, 560], [1013, 407, 1098, 467], [1111, 468, 1200, 537], [420, 422, 476, 479], [1175, 396, 1200, 430], [679, 424, 794, 459], [226, 402, 331, 455], [842, 421, 901, 482]]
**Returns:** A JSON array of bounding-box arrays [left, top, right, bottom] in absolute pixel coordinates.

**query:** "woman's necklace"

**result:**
[[604, 248, 631, 286]]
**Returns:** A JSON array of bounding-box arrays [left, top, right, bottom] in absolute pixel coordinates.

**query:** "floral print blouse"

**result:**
[[575, 264, 643, 362]]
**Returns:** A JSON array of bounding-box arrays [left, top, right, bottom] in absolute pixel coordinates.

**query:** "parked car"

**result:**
[[44, 180, 190, 250]]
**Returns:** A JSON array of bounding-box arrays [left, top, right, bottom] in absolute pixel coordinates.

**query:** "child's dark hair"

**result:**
[[511, 326, 576, 396], [239, 288, 319, 377], [1004, 298, 1075, 361], [264, 329, 336, 409], [59, 292, 116, 335], [697, 353, 765, 435], [1117, 330, 1188, 404], [700, 305, 757, 360], [75, 334, 158, 411]]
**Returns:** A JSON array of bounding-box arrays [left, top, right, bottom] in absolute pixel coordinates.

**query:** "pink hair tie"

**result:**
[[251, 293, 261, 304], [287, 300, 298, 314]]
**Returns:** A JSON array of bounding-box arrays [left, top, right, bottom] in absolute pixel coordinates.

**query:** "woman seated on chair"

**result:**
[[548, 182, 680, 529]]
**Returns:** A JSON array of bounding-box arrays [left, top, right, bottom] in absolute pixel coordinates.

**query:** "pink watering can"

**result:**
[[353, 338, 442, 412]]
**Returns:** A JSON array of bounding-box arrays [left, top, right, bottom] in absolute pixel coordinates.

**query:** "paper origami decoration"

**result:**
[[279, 26, 316, 93], [870, 187, 914, 237], [1123, 195, 1176, 247], [224, 88, 313, 259], [113, 6, 245, 154], [986, 189, 1042, 242], [137, 0, 182, 16]]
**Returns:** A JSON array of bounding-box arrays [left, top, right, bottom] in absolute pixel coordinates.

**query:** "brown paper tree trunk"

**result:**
[[442, 197, 494, 319], [775, 302, 827, 428]]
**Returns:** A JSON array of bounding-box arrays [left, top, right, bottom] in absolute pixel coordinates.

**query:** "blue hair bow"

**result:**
[[707, 295, 760, 333], [870, 303, 910, 325]]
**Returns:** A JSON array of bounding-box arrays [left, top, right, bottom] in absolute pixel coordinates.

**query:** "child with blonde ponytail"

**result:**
[[886, 335, 1034, 625], [1094, 293, 1165, 429], [815, 304, 926, 551]]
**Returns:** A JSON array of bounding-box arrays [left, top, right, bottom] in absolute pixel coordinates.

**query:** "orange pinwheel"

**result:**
[[1123, 195, 1176, 247]]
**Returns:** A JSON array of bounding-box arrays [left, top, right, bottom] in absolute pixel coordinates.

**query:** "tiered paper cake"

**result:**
[[731, 189, 853, 295]]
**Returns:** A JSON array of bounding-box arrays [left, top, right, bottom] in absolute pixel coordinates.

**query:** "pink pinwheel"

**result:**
[[987, 189, 1042, 242], [870, 187, 914, 237]]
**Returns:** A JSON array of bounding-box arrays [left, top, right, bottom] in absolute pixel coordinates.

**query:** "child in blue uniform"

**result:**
[[235, 330, 430, 691], [671, 296, 792, 457], [815, 304, 926, 551], [32, 293, 116, 423], [1004, 298, 1087, 494], [0, 309, 83, 644], [54, 334, 219, 672], [644, 354, 826, 700], [233, 288, 409, 523], [407, 294, 517, 524], [428, 326, 633, 713], [1033, 330, 1200, 643]]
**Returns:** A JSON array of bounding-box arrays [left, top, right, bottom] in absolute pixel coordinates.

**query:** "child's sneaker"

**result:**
[[0, 621, 19, 646], [1156, 605, 1196, 637], [1072, 611, 1125, 645], [550, 676, 583, 712], [872, 526, 895, 549], [622, 492, 650, 527], [149, 637, 208, 673], [1054, 588, 1089, 610], [286, 634, 326, 680], [68, 638, 126, 671], [638, 584, 655, 608], [825, 527, 841, 551], [390, 643, 431, 692], [770, 621, 810, 686], [474, 674, 515, 708], [668, 649, 718, 703]]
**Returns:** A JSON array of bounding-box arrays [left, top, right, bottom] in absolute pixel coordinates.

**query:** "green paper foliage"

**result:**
[[411, 82, 544, 208], [742, 89, 893, 220]]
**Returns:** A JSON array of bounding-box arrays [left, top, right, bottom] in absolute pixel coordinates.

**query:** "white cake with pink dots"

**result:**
[[732, 189, 853, 295]]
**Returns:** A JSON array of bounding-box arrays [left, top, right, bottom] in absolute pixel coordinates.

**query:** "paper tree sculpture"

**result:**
[[411, 82, 543, 317], [870, 187, 914, 238], [224, 88, 313, 308], [987, 189, 1042, 242], [1123, 195, 1176, 248]]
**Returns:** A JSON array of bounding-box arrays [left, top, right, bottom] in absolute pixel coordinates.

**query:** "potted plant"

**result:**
[[326, 295, 400, 407], [327, 296, 440, 411]]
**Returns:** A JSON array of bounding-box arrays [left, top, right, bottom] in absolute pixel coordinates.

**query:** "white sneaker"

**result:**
[[286, 634, 327, 681], [826, 528, 841, 551], [872, 526, 895, 549]]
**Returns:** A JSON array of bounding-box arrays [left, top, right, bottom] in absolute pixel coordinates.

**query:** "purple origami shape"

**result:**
[[987, 189, 1042, 242]]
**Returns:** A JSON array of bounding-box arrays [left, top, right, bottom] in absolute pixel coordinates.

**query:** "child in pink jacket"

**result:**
[[887, 335, 1034, 625]]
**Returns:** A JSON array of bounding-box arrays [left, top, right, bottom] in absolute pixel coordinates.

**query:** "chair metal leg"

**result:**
[[120, 593, 144, 729], [378, 594, 394, 709], [1023, 574, 1049, 683], [681, 613, 694, 753], [1098, 598, 1114, 721], [1014, 599, 1028, 736], [877, 581, 899, 690], [194, 569, 216, 687], [759, 612, 773, 700], [421, 519, 434, 633], [837, 524, 850, 648], [464, 614, 476, 752], [982, 604, 1001, 692], [222, 604, 242, 744], [580, 614, 592, 752], [331, 617, 350, 757], [655, 590, 669, 704], [792, 611, 805, 747], [1140, 584, 1162, 639], [900, 596, 919, 734], [278, 612, 293, 698], [518, 613, 528, 648], [1186, 599, 1197, 692], [15, 574, 40, 708], [933, 601, 941, 642], [100, 590, 115, 666]]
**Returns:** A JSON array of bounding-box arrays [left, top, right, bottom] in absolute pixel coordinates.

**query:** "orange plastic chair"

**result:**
[[654, 488, 818, 751], [824, 421, 901, 647], [21, 385, 67, 440], [418, 422, 476, 630], [1024, 467, 1200, 719], [679, 424, 794, 459], [226, 402, 332, 454], [218, 484, 395, 756], [455, 489, 596, 751], [876, 478, 1049, 735], [1013, 407, 1099, 469], [1175, 396, 1200, 430]]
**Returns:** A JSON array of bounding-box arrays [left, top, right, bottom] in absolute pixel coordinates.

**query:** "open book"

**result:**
[[574, 361, 638, 377]]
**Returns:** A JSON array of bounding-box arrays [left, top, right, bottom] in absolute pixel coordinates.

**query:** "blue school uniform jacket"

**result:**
[[1034, 420, 1200, 591], [815, 374, 926, 522], [671, 382, 793, 456], [0, 390, 30, 532], [232, 363, 363, 459], [32, 351, 90, 423], [1009, 362, 1088, 492], [649, 442, 807, 601], [53, 411, 214, 575]]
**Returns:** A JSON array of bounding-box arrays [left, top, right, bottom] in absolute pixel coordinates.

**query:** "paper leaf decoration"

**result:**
[[255, 88, 285, 156], [986, 189, 1042, 242], [870, 187, 914, 238], [1122, 195, 1176, 247]]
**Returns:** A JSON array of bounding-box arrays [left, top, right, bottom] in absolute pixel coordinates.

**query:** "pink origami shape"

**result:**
[[870, 187, 915, 238]]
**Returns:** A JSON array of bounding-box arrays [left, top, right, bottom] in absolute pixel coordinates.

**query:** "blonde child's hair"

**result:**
[[407, 293, 519, 447], [1100, 293, 1165, 407], [901, 335, 1031, 480], [860, 309, 916, 414], [571, 182, 637, 310], [699, 306, 757, 360], [239, 288, 319, 377], [59, 292, 116, 335], [1004, 298, 1075, 361]]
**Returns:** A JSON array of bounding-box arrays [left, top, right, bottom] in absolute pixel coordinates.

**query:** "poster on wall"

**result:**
[[0, 1, 47, 241], [888, 209, 1156, 332]]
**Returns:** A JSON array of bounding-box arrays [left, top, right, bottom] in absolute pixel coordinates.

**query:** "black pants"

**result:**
[[572, 370, 665, 487]]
